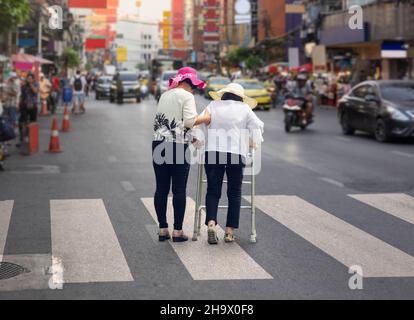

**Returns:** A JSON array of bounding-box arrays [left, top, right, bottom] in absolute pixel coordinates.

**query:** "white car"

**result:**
[[156, 70, 178, 101]]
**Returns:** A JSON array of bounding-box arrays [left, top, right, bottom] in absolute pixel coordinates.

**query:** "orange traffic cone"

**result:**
[[61, 106, 71, 132], [39, 100, 50, 116], [48, 117, 62, 153]]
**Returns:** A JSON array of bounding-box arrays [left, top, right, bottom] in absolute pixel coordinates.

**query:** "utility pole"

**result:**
[[38, 21, 42, 57]]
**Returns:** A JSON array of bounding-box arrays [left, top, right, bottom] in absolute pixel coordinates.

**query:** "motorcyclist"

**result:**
[[115, 73, 124, 104], [289, 72, 314, 125]]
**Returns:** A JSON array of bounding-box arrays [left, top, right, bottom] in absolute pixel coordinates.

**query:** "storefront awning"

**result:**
[[11, 54, 53, 65]]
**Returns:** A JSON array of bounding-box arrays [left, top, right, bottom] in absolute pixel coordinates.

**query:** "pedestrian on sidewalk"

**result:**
[[70, 70, 87, 114], [17, 73, 38, 147], [152, 67, 211, 243], [197, 83, 264, 244], [39, 73, 52, 113]]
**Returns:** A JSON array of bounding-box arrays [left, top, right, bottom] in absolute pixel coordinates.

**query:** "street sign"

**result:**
[[116, 47, 127, 62], [235, 0, 252, 25]]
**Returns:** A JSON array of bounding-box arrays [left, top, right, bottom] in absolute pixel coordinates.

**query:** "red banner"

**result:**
[[85, 38, 107, 50], [68, 0, 107, 8]]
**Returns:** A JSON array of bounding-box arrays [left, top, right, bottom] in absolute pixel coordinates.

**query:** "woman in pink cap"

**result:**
[[152, 67, 211, 242]]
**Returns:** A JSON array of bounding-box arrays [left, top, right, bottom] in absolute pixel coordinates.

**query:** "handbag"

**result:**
[[0, 118, 16, 142]]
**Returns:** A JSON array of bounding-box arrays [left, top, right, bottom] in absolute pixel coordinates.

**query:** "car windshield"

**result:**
[[98, 78, 111, 84], [163, 72, 177, 81], [238, 82, 264, 90], [210, 78, 230, 85], [120, 74, 137, 81], [380, 83, 414, 102]]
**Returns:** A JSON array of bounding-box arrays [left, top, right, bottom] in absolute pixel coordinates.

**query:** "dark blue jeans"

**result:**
[[204, 152, 245, 229], [152, 141, 190, 231]]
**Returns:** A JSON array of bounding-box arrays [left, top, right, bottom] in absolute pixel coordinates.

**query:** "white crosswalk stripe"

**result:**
[[141, 197, 273, 281], [349, 193, 414, 225], [50, 199, 134, 283], [247, 195, 414, 278], [0, 200, 13, 261]]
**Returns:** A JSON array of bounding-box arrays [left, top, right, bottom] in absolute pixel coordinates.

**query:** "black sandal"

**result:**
[[158, 231, 171, 242], [172, 232, 188, 242]]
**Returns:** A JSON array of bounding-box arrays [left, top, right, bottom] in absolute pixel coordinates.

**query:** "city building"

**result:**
[[115, 16, 161, 70], [313, 0, 414, 80]]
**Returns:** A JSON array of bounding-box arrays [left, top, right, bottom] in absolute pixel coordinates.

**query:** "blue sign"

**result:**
[[18, 38, 37, 48], [381, 41, 407, 58]]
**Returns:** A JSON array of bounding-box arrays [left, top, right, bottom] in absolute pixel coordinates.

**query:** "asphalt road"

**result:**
[[0, 93, 414, 299]]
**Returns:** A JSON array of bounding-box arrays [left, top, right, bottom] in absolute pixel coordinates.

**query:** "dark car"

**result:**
[[109, 72, 141, 104], [95, 76, 112, 100], [338, 81, 414, 142]]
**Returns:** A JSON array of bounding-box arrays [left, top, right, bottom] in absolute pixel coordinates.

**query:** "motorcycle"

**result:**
[[140, 84, 149, 100], [283, 94, 313, 133]]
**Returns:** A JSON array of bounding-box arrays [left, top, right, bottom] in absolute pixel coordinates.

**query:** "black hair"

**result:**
[[179, 78, 198, 90], [221, 92, 243, 102]]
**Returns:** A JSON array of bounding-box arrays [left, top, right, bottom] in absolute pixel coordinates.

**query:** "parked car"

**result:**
[[109, 72, 141, 104], [204, 76, 231, 99], [338, 80, 414, 142], [95, 76, 112, 100], [155, 70, 178, 101], [234, 79, 272, 110]]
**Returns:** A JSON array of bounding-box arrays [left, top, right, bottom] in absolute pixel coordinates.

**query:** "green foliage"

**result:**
[[245, 56, 262, 70], [62, 48, 80, 69], [85, 62, 93, 71], [226, 48, 250, 67], [0, 0, 31, 34]]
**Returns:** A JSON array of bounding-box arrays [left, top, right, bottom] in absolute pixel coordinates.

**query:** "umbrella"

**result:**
[[290, 63, 313, 73], [11, 53, 53, 65]]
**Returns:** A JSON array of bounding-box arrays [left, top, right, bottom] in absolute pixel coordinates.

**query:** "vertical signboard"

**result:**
[[203, 0, 220, 45]]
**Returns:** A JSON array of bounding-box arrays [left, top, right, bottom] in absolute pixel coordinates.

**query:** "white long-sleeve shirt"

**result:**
[[195, 100, 264, 158]]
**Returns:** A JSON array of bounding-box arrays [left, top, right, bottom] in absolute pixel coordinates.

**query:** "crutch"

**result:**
[[192, 149, 257, 243]]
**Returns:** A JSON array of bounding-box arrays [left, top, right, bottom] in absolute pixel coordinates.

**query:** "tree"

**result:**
[[245, 56, 262, 71], [62, 48, 80, 73], [0, 0, 31, 34], [226, 48, 250, 68]]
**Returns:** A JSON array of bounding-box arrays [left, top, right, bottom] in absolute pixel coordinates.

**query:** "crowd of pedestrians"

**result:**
[[0, 68, 90, 171]]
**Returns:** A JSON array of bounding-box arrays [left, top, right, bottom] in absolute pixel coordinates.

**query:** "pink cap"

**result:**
[[168, 67, 206, 90]]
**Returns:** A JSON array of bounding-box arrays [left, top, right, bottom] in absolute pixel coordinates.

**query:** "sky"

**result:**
[[118, 0, 171, 21]]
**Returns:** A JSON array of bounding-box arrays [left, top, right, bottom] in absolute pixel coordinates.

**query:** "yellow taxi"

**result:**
[[234, 79, 272, 110], [204, 76, 231, 99]]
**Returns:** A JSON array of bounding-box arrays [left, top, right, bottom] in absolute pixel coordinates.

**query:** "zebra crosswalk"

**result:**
[[247, 195, 414, 278], [0, 192, 414, 289]]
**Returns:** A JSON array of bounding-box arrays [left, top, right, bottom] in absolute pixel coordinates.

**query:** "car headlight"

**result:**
[[386, 106, 410, 121]]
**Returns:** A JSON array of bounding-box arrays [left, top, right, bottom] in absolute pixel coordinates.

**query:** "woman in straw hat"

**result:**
[[152, 67, 211, 243], [200, 82, 264, 244]]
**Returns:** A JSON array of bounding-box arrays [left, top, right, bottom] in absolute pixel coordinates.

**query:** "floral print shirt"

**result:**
[[153, 88, 198, 144]]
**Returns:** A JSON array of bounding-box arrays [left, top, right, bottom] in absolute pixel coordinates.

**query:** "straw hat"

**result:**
[[209, 83, 258, 109]]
